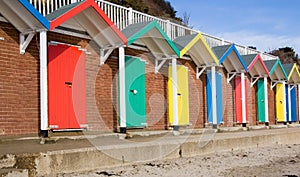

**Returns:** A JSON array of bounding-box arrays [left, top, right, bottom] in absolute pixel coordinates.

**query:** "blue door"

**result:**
[[291, 86, 297, 122], [206, 71, 223, 124], [285, 85, 289, 122], [286, 85, 297, 122]]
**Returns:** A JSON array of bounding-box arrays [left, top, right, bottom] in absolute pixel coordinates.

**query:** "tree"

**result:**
[[269, 47, 300, 65], [182, 11, 192, 27], [105, 0, 181, 22]]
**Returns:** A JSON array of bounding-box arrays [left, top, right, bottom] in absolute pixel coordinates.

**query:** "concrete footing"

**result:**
[[0, 169, 28, 177], [269, 125, 288, 129], [2, 128, 300, 176]]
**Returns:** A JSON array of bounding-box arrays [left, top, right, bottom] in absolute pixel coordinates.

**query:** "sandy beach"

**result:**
[[59, 144, 300, 177]]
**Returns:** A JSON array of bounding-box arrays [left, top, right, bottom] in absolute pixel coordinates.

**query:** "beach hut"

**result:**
[[121, 21, 180, 131], [282, 63, 300, 123], [242, 54, 270, 124], [264, 60, 288, 123], [173, 33, 220, 128], [212, 44, 248, 126], [45, 0, 126, 131]]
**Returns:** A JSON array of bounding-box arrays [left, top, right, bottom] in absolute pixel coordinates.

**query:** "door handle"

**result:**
[[65, 82, 72, 87], [261, 100, 264, 102], [177, 93, 181, 96], [130, 90, 138, 95]]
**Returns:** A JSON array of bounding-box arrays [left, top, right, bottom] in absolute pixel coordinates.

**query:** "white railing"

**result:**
[[29, 0, 79, 16], [95, 0, 197, 40], [27, 0, 277, 61]]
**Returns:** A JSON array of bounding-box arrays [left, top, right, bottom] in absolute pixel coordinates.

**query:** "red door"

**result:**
[[48, 44, 86, 129], [235, 76, 248, 124]]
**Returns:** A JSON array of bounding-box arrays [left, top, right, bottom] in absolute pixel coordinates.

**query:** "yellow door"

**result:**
[[276, 84, 285, 122], [168, 65, 189, 126]]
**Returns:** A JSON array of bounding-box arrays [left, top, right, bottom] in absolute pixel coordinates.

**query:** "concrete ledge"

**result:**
[[248, 125, 268, 130], [218, 127, 246, 132], [8, 128, 300, 176], [0, 168, 28, 177], [128, 130, 170, 137], [288, 123, 300, 128], [269, 125, 288, 129], [0, 154, 15, 169]]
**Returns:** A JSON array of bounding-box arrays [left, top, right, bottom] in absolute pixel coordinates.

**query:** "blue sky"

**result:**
[[169, 0, 300, 54]]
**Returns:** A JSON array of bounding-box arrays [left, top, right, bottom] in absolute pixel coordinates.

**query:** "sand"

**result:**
[[58, 144, 300, 177]]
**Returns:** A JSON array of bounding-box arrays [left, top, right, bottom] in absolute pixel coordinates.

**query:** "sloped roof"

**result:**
[[46, 0, 127, 48], [212, 44, 248, 72], [283, 63, 294, 75], [173, 33, 219, 66], [122, 20, 180, 57], [0, 0, 49, 32], [243, 54, 257, 67], [46, 1, 85, 21], [242, 54, 269, 77], [264, 60, 288, 81], [0, 0, 127, 48], [282, 63, 300, 83]]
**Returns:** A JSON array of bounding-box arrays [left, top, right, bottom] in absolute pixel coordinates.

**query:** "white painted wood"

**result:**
[[288, 84, 292, 122], [119, 47, 126, 128], [155, 59, 166, 73], [282, 81, 287, 122], [20, 33, 35, 54], [40, 31, 48, 131], [172, 58, 178, 127], [212, 65, 217, 126], [264, 76, 269, 123], [241, 72, 247, 124]]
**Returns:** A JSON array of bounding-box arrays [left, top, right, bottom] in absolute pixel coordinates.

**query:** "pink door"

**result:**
[[48, 44, 86, 129]]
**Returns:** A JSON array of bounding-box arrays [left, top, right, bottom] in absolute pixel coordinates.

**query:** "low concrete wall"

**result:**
[[11, 128, 300, 176]]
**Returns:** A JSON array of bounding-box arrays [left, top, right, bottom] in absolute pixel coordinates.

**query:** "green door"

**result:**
[[119, 56, 146, 128], [257, 79, 265, 122]]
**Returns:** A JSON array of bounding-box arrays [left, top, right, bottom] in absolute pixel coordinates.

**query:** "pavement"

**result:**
[[0, 124, 300, 177]]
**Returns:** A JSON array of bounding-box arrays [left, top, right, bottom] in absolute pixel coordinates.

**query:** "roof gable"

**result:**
[[242, 54, 269, 77], [283, 63, 300, 83], [0, 0, 49, 32], [212, 44, 248, 72], [46, 0, 127, 47], [173, 33, 219, 66], [264, 60, 288, 81], [122, 20, 180, 57]]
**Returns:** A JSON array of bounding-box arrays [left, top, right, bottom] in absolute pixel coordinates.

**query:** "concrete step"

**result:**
[[248, 125, 269, 130], [269, 125, 288, 129], [288, 123, 300, 128], [0, 154, 15, 169], [0, 168, 28, 177], [218, 127, 247, 132]]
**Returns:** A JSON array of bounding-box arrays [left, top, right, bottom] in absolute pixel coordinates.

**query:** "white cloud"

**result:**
[[218, 31, 300, 55]]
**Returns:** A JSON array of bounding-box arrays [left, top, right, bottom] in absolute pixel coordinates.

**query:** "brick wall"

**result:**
[[220, 68, 235, 127], [268, 79, 276, 125], [247, 75, 257, 126], [0, 22, 40, 136]]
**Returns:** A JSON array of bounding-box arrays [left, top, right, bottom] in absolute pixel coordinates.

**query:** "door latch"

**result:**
[[130, 89, 138, 95], [65, 82, 72, 87]]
